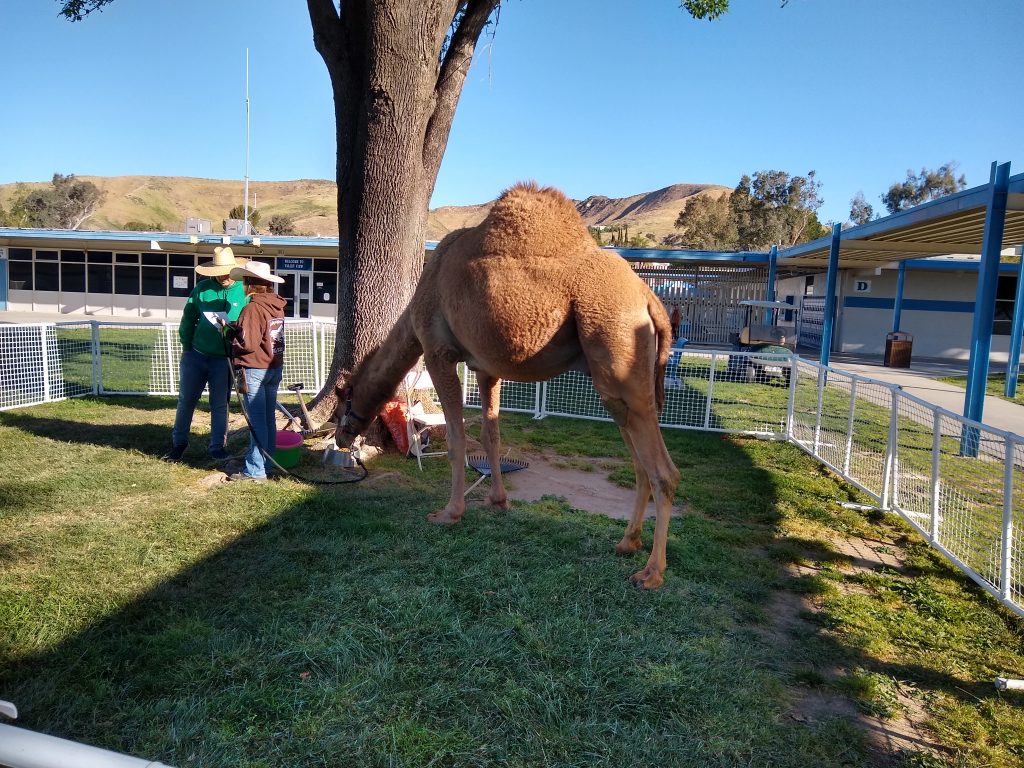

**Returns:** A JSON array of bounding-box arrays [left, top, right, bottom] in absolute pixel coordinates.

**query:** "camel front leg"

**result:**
[[423, 358, 467, 525], [477, 372, 508, 508]]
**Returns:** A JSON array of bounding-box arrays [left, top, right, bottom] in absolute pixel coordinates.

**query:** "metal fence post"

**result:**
[[930, 410, 942, 543], [786, 355, 798, 441], [843, 379, 857, 476], [310, 322, 322, 393], [40, 325, 52, 403], [165, 324, 178, 395], [704, 352, 717, 431], [535, 381, 547, 419], [91, 321, 101, 395], [813, 367, 826, 457], [881, 388, 899, 512], [1000, 436, 1017, 602], [91, 321, 103, 397]]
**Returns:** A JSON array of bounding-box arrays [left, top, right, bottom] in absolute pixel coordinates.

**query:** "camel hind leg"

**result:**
[[598, 388, 679, 589], [614, 426, 652, 555]]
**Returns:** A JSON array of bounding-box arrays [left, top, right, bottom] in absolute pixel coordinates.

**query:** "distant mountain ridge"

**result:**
[[0, 176, 731, 245]]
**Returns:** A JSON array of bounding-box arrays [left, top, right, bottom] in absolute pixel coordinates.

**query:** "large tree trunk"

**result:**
[[304, 0, 498, 429]]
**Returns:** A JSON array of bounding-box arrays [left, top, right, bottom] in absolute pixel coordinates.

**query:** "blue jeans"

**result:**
[[242, 366, 283, 479], [172, 350, 232, 452]]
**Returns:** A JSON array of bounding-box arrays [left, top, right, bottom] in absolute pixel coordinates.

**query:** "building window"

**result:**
[[9, 261, 33, 290], [35, 262, 60, 292], [115, 252, 140, 264], [9, 248, 32, 261], [88, 250, 113, 264], [313, 271, 337, 304], [994, 275, 1017, 336], [168, 268, 193, 297], [88, 264, 114, 294], [61, 262, 86, 293], [61, 249, 86, 263], [115, 265, 139, 295], [141, 266, 166, 296]]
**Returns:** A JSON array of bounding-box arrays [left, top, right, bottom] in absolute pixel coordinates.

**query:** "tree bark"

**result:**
[[304, 0, 499, 427]]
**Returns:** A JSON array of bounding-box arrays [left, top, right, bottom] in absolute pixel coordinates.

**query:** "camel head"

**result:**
[[332, 372, 372, 448]]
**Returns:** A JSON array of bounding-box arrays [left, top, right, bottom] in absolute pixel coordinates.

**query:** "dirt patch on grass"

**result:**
[[484, 450, 684, 520]]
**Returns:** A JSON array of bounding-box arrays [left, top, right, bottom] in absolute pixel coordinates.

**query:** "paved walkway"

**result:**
[[822, 352, 1023, 438]]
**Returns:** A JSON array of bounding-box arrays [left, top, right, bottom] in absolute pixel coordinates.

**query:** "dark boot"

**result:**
[[162, 444, 188, 462]]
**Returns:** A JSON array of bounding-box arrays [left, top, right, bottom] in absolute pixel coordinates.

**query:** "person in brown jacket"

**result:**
[[225, 261, 287, 481]]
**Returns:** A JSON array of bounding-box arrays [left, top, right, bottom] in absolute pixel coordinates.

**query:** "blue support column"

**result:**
[[1006, 252, 1024, 398], [819, 223, 841, 367], [892, 260, 906, 332], [962, 161, 1011, 456], [765, 244, 778, 323]]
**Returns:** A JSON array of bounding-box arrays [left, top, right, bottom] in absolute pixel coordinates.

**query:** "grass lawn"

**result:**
[[937, 373, 1024, 407], [2, 397, 1024, 767]]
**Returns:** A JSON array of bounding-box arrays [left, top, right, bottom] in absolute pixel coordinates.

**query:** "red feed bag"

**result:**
[[379, 399, 410, 455]]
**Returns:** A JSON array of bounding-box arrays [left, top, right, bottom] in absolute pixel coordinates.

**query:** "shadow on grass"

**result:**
[[2, 404, 999, 766], [0, 395, 226, 460]]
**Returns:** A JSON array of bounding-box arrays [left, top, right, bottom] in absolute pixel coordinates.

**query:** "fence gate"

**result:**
[[798, 296, 825, 350], [634, 264, 768, 345]]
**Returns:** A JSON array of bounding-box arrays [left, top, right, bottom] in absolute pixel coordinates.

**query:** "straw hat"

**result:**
[[196, 246, 248, 277], [229, 260, 284, 284]]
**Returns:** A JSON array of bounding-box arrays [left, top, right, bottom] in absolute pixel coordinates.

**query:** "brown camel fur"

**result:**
[[334, 182, 681, 588]]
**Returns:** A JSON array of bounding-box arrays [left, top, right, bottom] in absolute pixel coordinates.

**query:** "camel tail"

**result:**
[[647, 290, 672, 412]]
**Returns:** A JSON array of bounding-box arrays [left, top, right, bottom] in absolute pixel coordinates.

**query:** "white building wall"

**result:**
[[836, 268, 1013, 362]]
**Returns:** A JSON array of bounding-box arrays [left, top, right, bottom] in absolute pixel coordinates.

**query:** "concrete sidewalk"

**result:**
[[823, 352, 1023, 438]]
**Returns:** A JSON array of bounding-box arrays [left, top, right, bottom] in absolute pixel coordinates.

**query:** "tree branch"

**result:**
[[306, 0, 345, 78], [422, 0, 499, 181]]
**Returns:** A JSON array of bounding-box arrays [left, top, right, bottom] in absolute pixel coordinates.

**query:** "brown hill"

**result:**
[[428, 183, 731, 245], [0, 176, 730, 245]]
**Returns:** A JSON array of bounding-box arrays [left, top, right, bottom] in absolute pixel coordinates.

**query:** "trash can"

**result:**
[[884, 331, 913, 368]]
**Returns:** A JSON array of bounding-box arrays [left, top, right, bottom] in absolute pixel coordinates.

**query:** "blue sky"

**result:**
[[3, 0, 1022, 226]]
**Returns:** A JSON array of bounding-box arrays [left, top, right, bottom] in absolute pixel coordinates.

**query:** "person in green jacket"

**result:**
[[162, 246, 249, 462]]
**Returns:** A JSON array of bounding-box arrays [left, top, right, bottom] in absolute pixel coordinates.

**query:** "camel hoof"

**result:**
[[427, 509, 463, 525], [629, 567, 665, 590], [488, 495, 509, 510], [615, 537, 643, 555]]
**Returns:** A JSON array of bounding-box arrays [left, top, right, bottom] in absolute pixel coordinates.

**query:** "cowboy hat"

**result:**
[[229, 260, 284, 284], [196, 246, 248, 277]]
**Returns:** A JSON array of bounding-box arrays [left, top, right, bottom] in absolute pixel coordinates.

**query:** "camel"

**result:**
[[334, 182, 681, 589]]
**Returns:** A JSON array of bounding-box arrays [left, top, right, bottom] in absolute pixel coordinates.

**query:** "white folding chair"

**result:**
[[404, 365, 449, 470]]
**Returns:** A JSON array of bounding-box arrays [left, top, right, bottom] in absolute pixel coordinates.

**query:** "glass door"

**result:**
[[276, 271, 312, 318]]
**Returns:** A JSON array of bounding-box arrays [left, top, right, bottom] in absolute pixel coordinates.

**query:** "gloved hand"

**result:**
[[223, 323, 240, 343]]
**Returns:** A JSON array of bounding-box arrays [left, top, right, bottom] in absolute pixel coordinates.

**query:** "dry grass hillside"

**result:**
[[0, 176, 731, 244], [429, 183, 732, 245]]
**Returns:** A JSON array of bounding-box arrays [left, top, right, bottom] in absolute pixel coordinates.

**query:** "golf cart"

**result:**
[[727, 300, 797, 384]]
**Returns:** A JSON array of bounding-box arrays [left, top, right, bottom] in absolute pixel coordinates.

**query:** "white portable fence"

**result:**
[[1, 322, 1021, 617], [0, 320, 335, 406]]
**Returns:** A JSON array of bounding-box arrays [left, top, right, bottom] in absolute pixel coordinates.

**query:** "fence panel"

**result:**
[[462, 369, 540, 415], [93, 322, 178, 395]]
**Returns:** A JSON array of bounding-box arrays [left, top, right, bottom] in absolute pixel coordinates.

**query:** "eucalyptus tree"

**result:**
[[881, 162, 967, 215]]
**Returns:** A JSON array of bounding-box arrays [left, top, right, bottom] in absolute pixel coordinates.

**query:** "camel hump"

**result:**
[[483, 181, 590, 254]]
